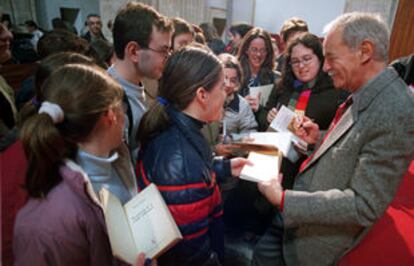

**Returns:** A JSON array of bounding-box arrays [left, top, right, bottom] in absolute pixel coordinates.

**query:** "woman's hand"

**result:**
[[215, 143, 235, 157], [245, 93, 261, 112], [293, 116, 321, 145], [266, 107, 278, 123], [257, 174, 283, 207], [230, 157, 252, 177]]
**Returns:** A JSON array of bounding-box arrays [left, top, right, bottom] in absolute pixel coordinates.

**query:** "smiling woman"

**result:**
[[255, 32, 346, 188], [237, 27, 279, 97], [136, 45, 249, 266]]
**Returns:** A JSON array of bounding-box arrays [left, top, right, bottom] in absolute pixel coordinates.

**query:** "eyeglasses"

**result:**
[[290, 55, 314, 68], [144, 46, 173, 58], [248, 47, 267, 55]]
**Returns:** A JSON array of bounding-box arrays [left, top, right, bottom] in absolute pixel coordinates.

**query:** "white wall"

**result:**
[[232, 0, 346, 36], [232, 0, 255, 24]]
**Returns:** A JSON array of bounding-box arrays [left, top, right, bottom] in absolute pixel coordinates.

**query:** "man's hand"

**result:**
[[267, 107, 278, 123], [230, 157, 252, 177], [257, 174, 284, 207], [294, 116, 321, 145]]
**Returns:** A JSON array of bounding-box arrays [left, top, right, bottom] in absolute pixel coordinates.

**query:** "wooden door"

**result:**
[[389, 0, 414, 62]]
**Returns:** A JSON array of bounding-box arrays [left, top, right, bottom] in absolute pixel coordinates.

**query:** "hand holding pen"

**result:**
[[294, 116, 321, 145]]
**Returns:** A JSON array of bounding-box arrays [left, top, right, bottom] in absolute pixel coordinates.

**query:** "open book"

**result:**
[[232, 132, 284, 183], [240, 151, 282, 182], [269, 105, 308, 152], [100, 183, 182, 264]]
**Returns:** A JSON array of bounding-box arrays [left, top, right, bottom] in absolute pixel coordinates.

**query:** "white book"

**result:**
[[249, 84, 274, 106], [269, 105, 308, 152], [240, 151, 282, 183], [100, 183, 182, 264]]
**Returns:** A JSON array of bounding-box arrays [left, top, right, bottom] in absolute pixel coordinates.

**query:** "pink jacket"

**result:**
[[13, 159, 131, 266]]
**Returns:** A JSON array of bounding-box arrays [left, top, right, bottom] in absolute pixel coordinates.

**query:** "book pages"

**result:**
[[124, 183, 182, 259], [100, 188, 137, 264], [240, 152, 281, 182]]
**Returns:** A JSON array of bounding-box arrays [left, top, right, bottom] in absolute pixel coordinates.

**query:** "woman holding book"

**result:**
[[13, 63, 140, 265], [255, 33, 345, 188], [136, 46, 249, 266], [237, 27, 280, 112]]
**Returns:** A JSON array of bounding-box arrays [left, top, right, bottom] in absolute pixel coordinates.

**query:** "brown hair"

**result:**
[[171, 17, 194, 50], [113, 2, 173, 59], [37, 30, 91, 59], [138, 45, 222, 146], [237, 27, 275, 91], [278, 33, 333, 93], [280, 17, 308, 43], [218, 53, 243, 86], [19, 52, 96, 127], [20, 64, 123, 198]]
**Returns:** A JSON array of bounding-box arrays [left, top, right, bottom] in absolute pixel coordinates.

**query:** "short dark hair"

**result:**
[[229, 23, 253, 38], [37, 30, 90, 59], [280, 17, 308, 43], [87, 14, 100, 20], [171, 17, 194, 49], [25, 20, 38, 29], [113, 2, 172, 59]]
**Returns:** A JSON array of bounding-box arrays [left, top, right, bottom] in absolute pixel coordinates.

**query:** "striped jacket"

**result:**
[[137, 107, 231, 266]]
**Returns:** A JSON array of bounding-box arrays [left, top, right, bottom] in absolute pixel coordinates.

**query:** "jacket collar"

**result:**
[[226, 93, 240, 113], [166, 107, 213, 169], [302, 67, 396, 172]]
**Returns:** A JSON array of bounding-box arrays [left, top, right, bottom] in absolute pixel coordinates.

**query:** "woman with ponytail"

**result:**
[[136, 46, 249, 266], [14, 64, 139, 265]]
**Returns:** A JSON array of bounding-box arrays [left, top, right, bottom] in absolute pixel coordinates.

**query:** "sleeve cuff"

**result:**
[[279, 190, 286, 212]]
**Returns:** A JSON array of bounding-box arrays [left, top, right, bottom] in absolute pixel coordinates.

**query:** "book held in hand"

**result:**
[[100, 183, 182, 264], [240, 151, 282, 183], [249, 84, 274, 106], [269, 105, 308, 152]]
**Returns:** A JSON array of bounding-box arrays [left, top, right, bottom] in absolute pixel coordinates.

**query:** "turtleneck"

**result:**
[[76, 149, 132, 204]]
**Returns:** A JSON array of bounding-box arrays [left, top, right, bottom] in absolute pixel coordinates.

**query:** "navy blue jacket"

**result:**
[[137, 107, 231, 266]]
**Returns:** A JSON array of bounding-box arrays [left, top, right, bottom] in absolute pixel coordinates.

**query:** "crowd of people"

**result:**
[[1, 2, 413, 266]]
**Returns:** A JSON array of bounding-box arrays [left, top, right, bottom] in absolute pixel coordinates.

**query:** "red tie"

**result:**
[[299, 97, 353, 173]]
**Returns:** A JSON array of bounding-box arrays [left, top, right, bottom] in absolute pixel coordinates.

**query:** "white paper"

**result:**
[[249, 84, 274, 106], [240, 152, 281, 182], [269, 105, 297, 132]]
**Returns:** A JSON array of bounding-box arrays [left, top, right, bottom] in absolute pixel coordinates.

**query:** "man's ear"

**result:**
[[125, 41, 140, 63], [359, 39, 374, 64]]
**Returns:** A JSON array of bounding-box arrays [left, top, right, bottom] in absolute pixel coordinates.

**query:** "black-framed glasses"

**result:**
[[144, 46, 173, 58]]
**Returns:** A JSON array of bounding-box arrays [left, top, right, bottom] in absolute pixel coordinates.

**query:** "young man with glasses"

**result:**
[[108, 2, 172, 161]]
